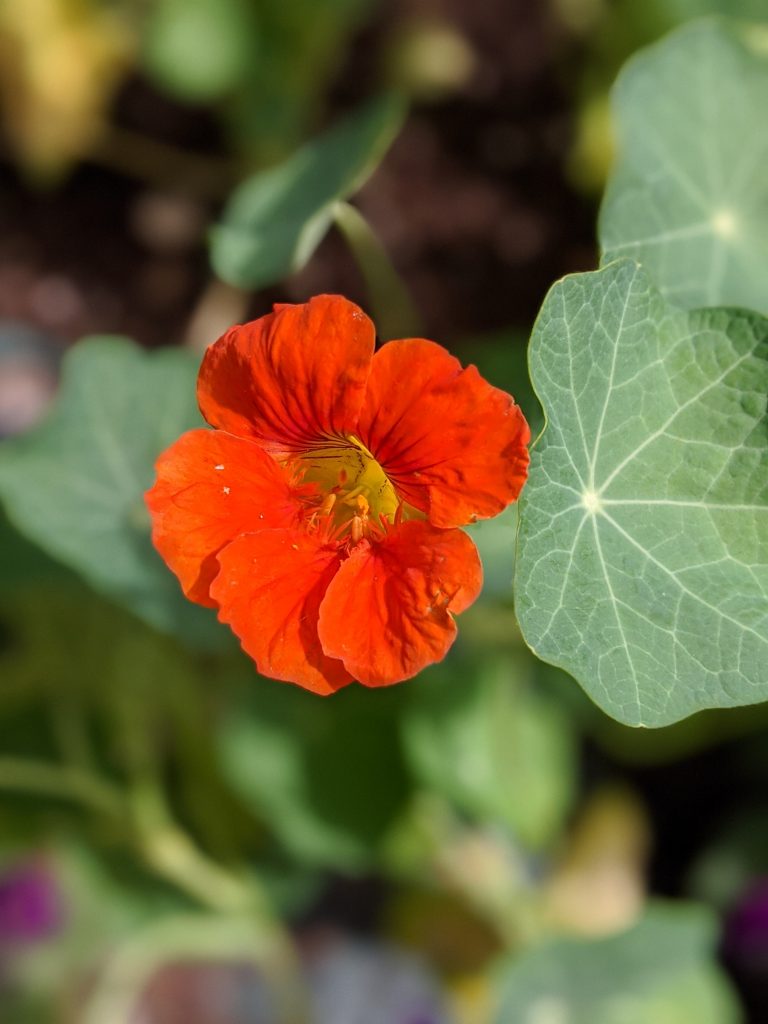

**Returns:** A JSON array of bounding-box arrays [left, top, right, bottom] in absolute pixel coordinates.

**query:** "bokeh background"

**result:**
[[0, 1, 767, 1022]]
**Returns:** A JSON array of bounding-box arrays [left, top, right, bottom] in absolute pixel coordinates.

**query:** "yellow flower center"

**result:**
[[298, 435, 401, 540]]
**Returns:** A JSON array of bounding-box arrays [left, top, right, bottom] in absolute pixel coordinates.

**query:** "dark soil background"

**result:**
[[0, 0, 595, 352]]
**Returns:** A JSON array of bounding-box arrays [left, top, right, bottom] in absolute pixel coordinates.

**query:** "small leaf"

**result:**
[[0, 338, 223, 648], [515, 259, 768, 727], [600, 20, 768, 314], [210, 94, 405, 289], [494, 903, 742, 1024], [141, 0, 257, 103], [402, 654, 576, 849]]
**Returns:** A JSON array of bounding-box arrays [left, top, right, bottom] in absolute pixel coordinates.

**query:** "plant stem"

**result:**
[[129, 777, 255, 915], [92, 126, 243, 199], [333, 200, 422, 340], [0, 757, 125, 817]]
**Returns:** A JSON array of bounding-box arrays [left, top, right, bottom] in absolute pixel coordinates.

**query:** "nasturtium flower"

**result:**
[[146, 296, 530, 694]]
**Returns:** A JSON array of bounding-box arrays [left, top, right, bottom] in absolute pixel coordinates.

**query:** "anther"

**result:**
[[319, 493, 337, 517]]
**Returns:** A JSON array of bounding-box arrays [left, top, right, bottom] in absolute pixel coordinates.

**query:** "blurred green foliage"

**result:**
[[0, 338, 223, 647], [0, 3, 766, 1022], [142, 0, 259, 104], [495, 904, 742, 1024]]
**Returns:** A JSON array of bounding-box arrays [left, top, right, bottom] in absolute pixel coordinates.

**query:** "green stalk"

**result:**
[[0, 757, 125, 817], [333, 200, 422, 340]]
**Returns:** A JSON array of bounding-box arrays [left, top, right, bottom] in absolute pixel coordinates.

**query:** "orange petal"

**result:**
[[146, 429, 301, 607], [317, 521, 482, 686], [211, 529, 353, 695], [197, 295, 374, 454], [357, 339, 530, 528]]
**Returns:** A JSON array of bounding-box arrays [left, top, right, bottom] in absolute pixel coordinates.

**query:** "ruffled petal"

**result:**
[[317, 521, 482, 686], [197, 295, 374, 453], [145, 429, 301, 607], [356, 339, 530, 528], [211, 529, 353, 695]]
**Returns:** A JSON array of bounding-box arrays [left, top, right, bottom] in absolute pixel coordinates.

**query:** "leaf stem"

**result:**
[[128, 778, 255, 915], [0, 757, 125, 817], [333, 200, 422, 340]]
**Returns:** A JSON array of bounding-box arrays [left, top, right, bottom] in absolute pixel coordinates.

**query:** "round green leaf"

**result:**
[[515, 259, 768, 727], [600, 20, 768, 315], [210, 94, 405, 289], [495, 903, 742, 1024]]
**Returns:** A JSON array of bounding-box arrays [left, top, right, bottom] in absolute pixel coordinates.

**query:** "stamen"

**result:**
[[320, 493, 337, 517], [350, 516, 364, 545], [355, 494, 370, 517]]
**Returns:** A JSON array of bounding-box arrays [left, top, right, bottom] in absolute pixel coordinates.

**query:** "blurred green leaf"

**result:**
[[600, 20, 768, 314], [0, 337, 224, 649], [402, 653, 576, 850], [0, 510, 72, 589], [494, 903, 742, 1024], [515, 259, 768, 726], [141, 0, 258, 104], [666, 0, 768, 19], [0, 580, 264, 875], [210, 94, 405, 289], [219, 680, 413, 870]]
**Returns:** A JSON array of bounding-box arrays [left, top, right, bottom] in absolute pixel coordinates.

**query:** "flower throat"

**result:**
[[298, 435, 401, 540]]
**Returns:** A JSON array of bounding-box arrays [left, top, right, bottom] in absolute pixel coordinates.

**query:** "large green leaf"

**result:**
[[515, 259, 768, 726], [210, 94, 405, 289], [495, 903, 742, 1024], [599, 20, 768, 315], [0, 338, 223, 648]]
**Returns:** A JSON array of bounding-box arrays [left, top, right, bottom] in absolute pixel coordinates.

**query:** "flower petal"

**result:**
[[211, 529, 353, 695], [356, 339, 530, 528], [197, 295, 375, 453], [145, 429, 301, 607], [317, 521, 482, 686]]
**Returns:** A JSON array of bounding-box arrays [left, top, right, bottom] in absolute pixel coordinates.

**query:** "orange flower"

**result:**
[[146, 296, 530, 693]]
